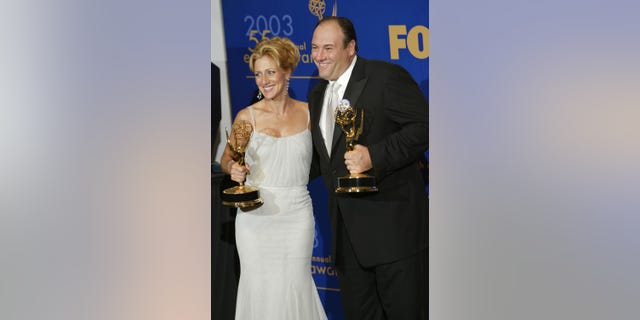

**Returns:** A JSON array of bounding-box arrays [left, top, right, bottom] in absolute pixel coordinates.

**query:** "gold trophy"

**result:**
[[221, 120, 264, 207], [334, 99, 378, 193]]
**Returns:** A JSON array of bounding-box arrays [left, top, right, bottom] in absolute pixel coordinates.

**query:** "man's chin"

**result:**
[[316, 67, 330, 79]]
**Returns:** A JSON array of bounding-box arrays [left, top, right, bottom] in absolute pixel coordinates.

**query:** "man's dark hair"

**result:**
[[315, 16, 358, 52]]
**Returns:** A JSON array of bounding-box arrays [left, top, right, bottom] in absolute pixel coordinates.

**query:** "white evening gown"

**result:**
[[234, 107, 327, 320]]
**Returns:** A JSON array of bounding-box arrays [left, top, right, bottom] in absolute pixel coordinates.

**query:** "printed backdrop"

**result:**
[[220, 0, 428, 318]]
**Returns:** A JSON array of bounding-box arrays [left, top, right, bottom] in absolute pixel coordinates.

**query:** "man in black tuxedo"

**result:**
[[308, 17, 428, 319]]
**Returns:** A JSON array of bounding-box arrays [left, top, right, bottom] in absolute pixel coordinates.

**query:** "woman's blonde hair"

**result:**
[[249, 37, 300, 73]]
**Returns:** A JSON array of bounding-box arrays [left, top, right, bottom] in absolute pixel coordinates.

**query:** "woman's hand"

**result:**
[[228, 160, 250, 184]]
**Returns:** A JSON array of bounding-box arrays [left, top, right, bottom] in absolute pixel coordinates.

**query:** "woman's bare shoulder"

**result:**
[[292, 99, 309, 111], [233, 106, 252, 122]]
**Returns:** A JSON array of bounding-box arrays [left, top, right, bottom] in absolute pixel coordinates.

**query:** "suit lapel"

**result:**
[[330, 58, 368, 154], [310, 81, 332, 163]]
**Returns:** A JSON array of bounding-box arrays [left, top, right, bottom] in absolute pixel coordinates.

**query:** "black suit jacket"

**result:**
[[309, 57, 429, 267]]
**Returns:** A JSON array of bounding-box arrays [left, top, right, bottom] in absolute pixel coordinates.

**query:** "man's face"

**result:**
[[311, 21, 355, 81]]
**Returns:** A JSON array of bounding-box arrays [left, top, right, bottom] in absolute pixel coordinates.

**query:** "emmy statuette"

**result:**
[[334, 99, 378, 193], [221, 120, 264, 208]]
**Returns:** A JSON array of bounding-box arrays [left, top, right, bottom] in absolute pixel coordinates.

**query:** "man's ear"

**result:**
[[348, 40, 357, 54]]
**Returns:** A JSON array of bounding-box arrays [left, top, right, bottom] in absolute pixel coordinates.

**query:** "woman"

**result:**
[[220, 37, 327, 320]]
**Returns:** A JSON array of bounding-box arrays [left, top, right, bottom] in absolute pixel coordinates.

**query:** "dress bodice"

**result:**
[[244, 107, 312, 188]]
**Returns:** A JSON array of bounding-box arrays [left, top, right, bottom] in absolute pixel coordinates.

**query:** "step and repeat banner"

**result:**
[[220, 0, 428, 318]]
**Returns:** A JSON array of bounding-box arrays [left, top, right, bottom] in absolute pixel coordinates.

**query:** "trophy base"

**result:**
[[335, 173, 378, 193], [221, 185, 264, 208]]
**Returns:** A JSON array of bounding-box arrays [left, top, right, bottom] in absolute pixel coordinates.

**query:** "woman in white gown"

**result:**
[[220, 37, 327, 320]]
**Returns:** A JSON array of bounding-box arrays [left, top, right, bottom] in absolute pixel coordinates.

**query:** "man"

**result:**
[[308, 17, 429, 319]]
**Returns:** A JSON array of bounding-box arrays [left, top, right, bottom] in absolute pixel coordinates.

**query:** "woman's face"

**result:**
[[254, 56, 289, 100]]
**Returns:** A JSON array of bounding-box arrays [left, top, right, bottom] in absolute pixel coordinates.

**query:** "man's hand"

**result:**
[[344, 144, 373, 174]]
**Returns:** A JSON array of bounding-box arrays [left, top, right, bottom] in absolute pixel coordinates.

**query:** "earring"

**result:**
[[257, 91, 263, 100], [284, 79, 290, 97]]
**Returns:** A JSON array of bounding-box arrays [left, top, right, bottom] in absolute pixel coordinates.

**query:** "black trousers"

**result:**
[[336, 220, 428, 320]]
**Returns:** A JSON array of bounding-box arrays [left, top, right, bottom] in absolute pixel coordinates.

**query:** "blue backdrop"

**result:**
[[221, 1, 428, 318]]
